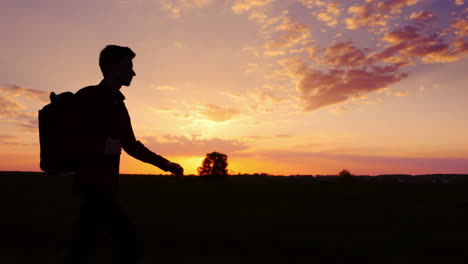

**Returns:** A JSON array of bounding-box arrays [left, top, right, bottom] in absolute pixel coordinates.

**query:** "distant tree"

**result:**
[[198, 152, 228, 181], [338, 169, 354, 183], [338, 169, 352, 177]]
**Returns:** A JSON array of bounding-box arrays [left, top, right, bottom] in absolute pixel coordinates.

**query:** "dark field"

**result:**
[[1, 172, 468, 264]]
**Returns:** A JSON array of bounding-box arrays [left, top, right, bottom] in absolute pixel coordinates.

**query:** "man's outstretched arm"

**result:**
[[123, 140, 183, 174], [121, 111, 183, 176]]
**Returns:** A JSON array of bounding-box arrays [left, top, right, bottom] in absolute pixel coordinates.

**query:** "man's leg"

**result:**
[[106, 199, 140, 264], [68, 187, 105, 264], [68, 186, 139, 264]]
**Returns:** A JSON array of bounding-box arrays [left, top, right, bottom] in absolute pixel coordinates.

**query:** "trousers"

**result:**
[[68, 185, 139, 264]]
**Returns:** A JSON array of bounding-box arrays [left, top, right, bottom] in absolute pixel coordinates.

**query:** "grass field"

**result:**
[[1, 171, 468, 263]]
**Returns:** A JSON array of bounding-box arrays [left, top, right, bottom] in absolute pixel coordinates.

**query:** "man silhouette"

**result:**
[[67, 45, 183, 264]]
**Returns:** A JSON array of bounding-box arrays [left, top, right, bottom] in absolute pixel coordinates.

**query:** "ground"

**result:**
[[1, 171, 468, 263]]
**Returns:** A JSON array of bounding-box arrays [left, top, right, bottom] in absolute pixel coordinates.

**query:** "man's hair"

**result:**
[[99, 45, 136, 76]]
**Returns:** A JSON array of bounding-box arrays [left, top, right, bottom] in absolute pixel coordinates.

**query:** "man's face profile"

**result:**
[[112, 56, 136, 87]]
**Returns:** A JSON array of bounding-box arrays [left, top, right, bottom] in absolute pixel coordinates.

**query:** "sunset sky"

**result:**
[[1, 0, 468, 175]]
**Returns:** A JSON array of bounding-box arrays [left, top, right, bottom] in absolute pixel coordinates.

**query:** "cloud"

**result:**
[[451, 17, 468, 37], [345, 2, 388, 30], [233, 0, 467, 113], [0, 84, 49, 119], [246, 88, 288, 113], [245, 134, 291, 140], [0, 134, 16, 144], [298, 1, 341, 28], [17, 119, 38, 133], [0, 84, 49, 103], [378, 0, 422, 15], [226, 87, 288, 114], [323, 41, 368, 67], [394, 91, 409, 96], [0, 134, 33, 146], [297, 65, 408, 111], [198, 104, 240, 122], [269, 39, 413, 111], [152, 107, 175, 112], [379, 24, 466, 63], [244, 62, 260, 73], [317, 13, 337, 27], [263, 16, 312, 57], [329, 106, 349, 114], [271, 42, 414, 110], [0, 84, 49, 134], [152, 84, 177, 91], [453, 38, 468, 54], [0, 96, 26, 118], [159, 0, 213, 19], [345, 0, 421, 30], [298, 0, 326, 8], [270, 7, 467, 111], [317, 2, 341, 27], [264, 31, 311, 56], [410, 11, 436, 21], [266, 19, 315, 59], [232, 0, 274, 14], [151, 103, 242, 122], [382, 25, 420, 43], [141, 135, 248, 156], [275, 16, 309, 33]]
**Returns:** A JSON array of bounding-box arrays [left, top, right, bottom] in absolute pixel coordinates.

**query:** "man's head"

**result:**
[[99, 45, 136, 87]]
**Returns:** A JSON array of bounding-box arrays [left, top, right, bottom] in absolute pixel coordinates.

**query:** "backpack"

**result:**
[[38, 91, 78, 174]]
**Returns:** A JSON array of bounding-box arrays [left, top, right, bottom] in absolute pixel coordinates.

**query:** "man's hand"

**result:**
[[104, 136, 121, 156], [166, 161, 184, 177]]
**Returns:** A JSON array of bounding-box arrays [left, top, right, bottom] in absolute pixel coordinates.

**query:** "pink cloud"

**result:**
[[232, 0, 274, 14], [410, 11, 436, 21], [263, 17, 312, 56], [378, 0, 422, 15], [451, 17, 468, 37], [323, 41, 368, 67], [17, 119, 38, 133], [298, 1, 341, 28], [453, 38, 468, 54], [0, 84, 49, 103], [380, 23, 467, 63], [0, 96, 28, 118], [345, 2, 388, 30], [279, 12, 467, 111], [275, 16, 309, 33], [235, 0, 468, 112], [159, 0, 213, 19], [142, 135, 248, 156], [345, 0, 422, 30], [297, 67, 407, 111], [382, 25, 420, 43]]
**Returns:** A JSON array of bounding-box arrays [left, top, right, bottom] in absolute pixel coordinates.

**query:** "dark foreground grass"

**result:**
[[1, 171, 468, 264]]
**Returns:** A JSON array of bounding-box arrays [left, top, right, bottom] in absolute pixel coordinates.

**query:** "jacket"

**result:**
[[66, 80, 169, 193]]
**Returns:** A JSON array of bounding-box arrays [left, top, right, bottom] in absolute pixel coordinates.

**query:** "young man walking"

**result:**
[[67, 45, 183, 264]]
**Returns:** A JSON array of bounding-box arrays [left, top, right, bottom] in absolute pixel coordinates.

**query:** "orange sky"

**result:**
[[1, 0, 468, 175]]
